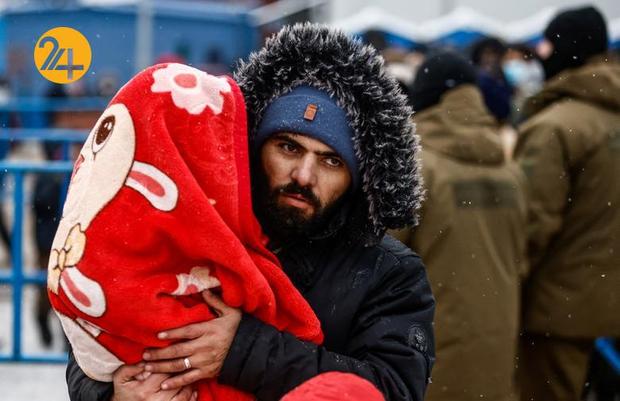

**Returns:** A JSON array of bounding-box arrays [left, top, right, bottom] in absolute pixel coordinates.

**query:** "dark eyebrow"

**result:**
[[271, 133, 342, 159], [272, 133, 300, 144], [315, 150, 341, 158], [272, 133, 305, 150]]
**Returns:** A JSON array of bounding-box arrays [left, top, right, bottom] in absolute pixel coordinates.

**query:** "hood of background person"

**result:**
[[523, 56, 620, 118], [409, 51, 477, 113], [470, 37, 508, 75], [415, 84, 504, 165], [234, 23, 422, 246], [542, 6, 608, 80]]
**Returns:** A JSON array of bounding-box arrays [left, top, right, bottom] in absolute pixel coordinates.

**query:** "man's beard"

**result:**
[[253, 173, 346, 244]]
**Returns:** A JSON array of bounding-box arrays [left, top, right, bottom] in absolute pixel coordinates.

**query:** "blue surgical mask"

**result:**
[[503, 60, 528, 87], [503, 59, 544, 95]]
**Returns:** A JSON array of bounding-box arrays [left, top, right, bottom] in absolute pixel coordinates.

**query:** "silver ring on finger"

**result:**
[[183, 357, 192, 370]]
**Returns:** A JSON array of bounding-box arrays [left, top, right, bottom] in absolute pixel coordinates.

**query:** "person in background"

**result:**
[[383, 43, 429, 99], [514, 6, 620, 401], [393, 51, 528, 401], [470, 37, 514, 123], [502, 43, 544, 124]]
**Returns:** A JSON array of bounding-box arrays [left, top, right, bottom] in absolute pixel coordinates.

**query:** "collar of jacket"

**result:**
[[523, 54, 620, 118], [414, 84, 505, 165]]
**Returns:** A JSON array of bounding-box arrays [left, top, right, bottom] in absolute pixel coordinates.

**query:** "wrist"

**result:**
[[217, 313, 263, 386]]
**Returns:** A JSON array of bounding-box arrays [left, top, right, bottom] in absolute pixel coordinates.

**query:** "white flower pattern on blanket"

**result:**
[[151, 63, 231, 115], [172, 266, 222, 296]]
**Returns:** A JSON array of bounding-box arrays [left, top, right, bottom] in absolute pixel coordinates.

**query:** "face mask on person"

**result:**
[[502, 59, 544, 94], [502, 60, 528, 87]]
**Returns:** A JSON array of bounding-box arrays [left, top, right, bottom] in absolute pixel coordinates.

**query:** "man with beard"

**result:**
[[514, 6, 620, 401], [65, 23, 434, 401]]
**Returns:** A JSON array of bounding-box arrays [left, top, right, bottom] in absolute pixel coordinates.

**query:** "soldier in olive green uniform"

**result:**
[[393, 52, 528, 401], [514, 6, 620, 401]]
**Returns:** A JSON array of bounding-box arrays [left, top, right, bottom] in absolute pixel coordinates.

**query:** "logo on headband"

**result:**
[[304, 104, 318, 121], [34, 27, 91, 84]]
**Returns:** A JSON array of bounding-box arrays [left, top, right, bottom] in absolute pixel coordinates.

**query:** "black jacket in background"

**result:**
[[65, 235, 435, 401]]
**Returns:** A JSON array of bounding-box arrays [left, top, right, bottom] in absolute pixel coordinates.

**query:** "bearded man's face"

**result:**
[[254, 133, 352, 240]]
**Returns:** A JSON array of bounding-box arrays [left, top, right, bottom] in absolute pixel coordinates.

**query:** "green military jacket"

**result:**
[[393, 84, 528, 401], [515, 56, 620, 337]]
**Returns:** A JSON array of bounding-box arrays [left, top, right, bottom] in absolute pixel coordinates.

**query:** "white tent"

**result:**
[[333, 6, 620, 45]]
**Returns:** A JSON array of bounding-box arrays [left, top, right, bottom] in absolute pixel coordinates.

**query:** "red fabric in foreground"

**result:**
[[281, 372, 385, 401], [47, 63, 323, 401]]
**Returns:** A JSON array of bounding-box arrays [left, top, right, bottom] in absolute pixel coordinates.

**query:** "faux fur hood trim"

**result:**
[[234, 23, 423, 245]]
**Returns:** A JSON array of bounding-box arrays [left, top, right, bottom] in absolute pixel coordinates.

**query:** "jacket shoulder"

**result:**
[[378, 234, 421, 258], [519, 99, 616, 164], [373, 235, 426, 278], [521, 98, 608, 135], [345, 234, 426, 280]]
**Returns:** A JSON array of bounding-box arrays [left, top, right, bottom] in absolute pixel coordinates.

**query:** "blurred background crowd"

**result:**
[[0, 0, 618, 400]]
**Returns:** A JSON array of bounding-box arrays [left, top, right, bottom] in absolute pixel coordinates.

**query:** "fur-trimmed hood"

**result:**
[[234, 23, 423, 245]]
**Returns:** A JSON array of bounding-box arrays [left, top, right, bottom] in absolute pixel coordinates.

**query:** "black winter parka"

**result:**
[[65, 235, 435, 401]]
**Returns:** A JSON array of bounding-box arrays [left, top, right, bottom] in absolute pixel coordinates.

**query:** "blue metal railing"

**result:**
[[0, 128, 89, 161], [0, 97, 109, 113], [0, 98, 97, 362], [595, 337, 620, 375], [0, 161, 75, 362]]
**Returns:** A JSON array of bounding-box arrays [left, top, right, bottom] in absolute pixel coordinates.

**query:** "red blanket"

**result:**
[[47, 63, 323, 400]]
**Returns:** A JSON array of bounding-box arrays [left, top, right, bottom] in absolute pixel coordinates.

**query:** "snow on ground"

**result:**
[[0, 285, 70, 401]]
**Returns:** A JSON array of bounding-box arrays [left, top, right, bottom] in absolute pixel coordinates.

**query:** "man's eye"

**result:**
[[279, 142, 298, 153], [324, 157, 343, 168]]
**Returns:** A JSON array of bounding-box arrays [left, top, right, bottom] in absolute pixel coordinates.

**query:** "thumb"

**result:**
[[114, 363, 144, 383], [202, 290, 229, 316]]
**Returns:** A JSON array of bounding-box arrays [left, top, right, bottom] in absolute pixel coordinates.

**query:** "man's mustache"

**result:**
[[276, 183, 321, 209]]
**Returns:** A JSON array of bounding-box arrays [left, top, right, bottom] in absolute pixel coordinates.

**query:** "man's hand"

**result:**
[[143, 290, 242, 390], [111, 364, 196, 401]]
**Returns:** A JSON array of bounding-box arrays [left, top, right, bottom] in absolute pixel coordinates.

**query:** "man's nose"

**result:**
[[291, 156, 317, 187]]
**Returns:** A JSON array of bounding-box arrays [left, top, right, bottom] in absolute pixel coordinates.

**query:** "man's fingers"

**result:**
[[156, 322, 208, 341], [171, 385, 194, 401], [142, 372, 170, 388], [144, 358, 192, 374], [135, 371, 152, 381], [113, 363, 145, 383], [161, 369, 203, 390], [144, 340, 197, 361], [201, 290, 230, 316]]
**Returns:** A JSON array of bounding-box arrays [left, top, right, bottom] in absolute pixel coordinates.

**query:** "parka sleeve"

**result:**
[[66, 348, 114, 401], [218, 254, 435, 401], [514, 122, 570, 268]]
